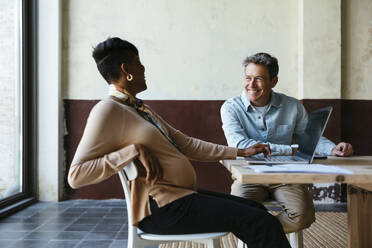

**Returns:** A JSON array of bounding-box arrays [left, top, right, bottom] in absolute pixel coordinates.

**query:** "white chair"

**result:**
[[118, 161, 228, 248], [237, 201, 304, 248]]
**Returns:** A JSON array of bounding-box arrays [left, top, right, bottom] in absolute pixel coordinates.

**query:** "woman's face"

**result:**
[[126, 55, 147, 95]]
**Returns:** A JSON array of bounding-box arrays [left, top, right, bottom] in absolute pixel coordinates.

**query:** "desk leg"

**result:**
[[347, 184, 372, 248]]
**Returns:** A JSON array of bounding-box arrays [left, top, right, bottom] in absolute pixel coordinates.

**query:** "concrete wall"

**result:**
[[62, 0, 299, 100], [62, 0, 372, 101], [342, 0, 372, 100]]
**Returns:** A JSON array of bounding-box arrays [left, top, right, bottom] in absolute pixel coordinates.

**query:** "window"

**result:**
[[0, 0, 36, 216]]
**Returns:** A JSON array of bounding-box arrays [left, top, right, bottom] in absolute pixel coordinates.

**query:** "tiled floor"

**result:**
[[0, 200, 129, 248], [0, 200, 347, 248]]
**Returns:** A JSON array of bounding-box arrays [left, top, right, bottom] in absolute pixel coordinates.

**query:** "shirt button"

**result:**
[[258, 116, 261, 119]]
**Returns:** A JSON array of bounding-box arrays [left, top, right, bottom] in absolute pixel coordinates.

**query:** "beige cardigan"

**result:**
[[68, 96, 238, 225]]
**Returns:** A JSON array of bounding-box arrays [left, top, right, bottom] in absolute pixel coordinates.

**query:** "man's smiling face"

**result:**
[[244, 63, 277, 107]]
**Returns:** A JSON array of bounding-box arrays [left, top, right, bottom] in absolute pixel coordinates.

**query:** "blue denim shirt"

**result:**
[[220, 91, 335, 155]]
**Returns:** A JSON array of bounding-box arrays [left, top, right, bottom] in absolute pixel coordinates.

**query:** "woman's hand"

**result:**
[[237, 144, 271, 157], [134, 144, 163, 185]]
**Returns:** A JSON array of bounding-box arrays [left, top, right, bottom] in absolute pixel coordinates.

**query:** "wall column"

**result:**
[[298, 0, 341, 100], [37, 0, 63, 201]]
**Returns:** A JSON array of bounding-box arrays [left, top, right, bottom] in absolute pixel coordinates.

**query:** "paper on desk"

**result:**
[[245, 164, 354, 174]]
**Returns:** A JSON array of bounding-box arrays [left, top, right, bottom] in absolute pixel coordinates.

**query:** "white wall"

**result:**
[[37, 0, 63, 201], [342, 0, 372, 100], [299, 0, 341, 99], [62, 0, 299, 100]]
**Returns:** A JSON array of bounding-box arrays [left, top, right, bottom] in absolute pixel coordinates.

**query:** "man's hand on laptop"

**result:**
[[331, 142, 354, 157], [237, 144, 271, 157]]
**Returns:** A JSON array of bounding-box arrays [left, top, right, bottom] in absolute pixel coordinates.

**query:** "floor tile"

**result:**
[[48, 218, 76, 224], [56, 231, 88, 240], [0, 223, 39, 231], [0, 231, 30, 239], [23, 231, 60, 240], [21, 217, 51, 224], [45, 240, 79, 248], [31, 211, 60, 218], [109, 208, 126, 212], [93, 224, 122, 232], [115, 231, 128, 240], [58, 212, 83, 218], [72, 218, 101, 225], [104, 213, 126, 218], [0, 217, 26, 223], [9, 239, 48, 248], [98, 218, 125, 225], [76, 240, 113, 248], [36, 224, 70, 232], [85, 208, 110, 213], [0, 239, 18, 248], [64, 224, 96, 232], [109, 240, 127, 248], [84, 231, 117, 240], [100, 201, 125, 207], [63, 208, 88, 213], [79, 212, 107, 218]]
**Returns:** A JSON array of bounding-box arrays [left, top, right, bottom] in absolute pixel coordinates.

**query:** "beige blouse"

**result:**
[[68, 96, 238, 225]]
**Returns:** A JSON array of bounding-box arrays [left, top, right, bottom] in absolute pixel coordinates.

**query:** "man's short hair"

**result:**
[[243, 53, 279, 80]]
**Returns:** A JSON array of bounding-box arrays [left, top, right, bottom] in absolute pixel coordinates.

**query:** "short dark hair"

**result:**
[[243, 52, 279, 79], [92, 37, 139, 84]]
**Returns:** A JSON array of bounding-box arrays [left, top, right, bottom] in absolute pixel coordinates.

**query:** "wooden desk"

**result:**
[[220, 156, 372, 248]]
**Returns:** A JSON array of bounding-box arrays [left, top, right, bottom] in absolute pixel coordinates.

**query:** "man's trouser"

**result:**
[[231, 181, 316, 233]]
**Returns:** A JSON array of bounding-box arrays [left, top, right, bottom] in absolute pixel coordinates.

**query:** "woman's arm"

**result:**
[[68, 144, 139, 189], [147, 106, 270, 161], [69, 143, 162, 188], [68, 101, 162, 189]]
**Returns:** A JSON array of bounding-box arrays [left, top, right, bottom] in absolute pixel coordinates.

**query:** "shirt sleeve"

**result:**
[[220, 101, 293, 155], [68, 102, 139, 189], [148, 107, 238, 161]]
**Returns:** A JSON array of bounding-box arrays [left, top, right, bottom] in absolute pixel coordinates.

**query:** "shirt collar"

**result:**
[[240, 90, 282, 111]]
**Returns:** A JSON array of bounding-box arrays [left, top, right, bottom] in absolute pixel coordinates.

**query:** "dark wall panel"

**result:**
[[64, 99, 371, 200], [341, 100, 372, 155], [302, 99, 342, 144]]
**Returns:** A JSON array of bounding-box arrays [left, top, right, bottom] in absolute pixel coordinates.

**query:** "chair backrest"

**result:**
[[118, 161, 138, 230]]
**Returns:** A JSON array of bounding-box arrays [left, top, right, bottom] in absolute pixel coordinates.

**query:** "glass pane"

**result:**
[[0, 0, 22, 200]]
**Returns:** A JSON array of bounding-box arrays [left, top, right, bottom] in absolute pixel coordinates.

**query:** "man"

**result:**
[[220, 52, 353, 233]]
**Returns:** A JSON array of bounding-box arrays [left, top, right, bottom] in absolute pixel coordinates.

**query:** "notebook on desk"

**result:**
[[242, 106, 333, 164]]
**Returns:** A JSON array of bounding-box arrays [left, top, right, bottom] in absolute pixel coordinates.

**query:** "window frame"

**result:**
[[0, 0, 37, 217]]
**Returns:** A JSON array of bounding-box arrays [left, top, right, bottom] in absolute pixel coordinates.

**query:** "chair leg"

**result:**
[[237, 239, 246, 248], [289, 230, 303, 248], [127, 237, 134, 248]]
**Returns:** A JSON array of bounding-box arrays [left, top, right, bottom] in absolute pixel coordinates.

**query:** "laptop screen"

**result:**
[[297, 106, 333, 157]]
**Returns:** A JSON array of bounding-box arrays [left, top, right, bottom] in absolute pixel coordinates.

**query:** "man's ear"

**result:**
[[271, 76, 278, 88]]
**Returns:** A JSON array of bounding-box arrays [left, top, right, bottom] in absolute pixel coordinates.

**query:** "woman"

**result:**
[[68, 37, 290, 248]]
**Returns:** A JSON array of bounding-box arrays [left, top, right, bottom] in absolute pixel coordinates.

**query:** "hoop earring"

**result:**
[[126, 74, 133, 82]]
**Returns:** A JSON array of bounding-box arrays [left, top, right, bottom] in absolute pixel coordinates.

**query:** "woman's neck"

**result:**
[[112, 84, 136, 98]]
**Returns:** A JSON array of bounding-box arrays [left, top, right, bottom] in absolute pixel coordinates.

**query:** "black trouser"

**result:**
[[138, 189, 290, 248]]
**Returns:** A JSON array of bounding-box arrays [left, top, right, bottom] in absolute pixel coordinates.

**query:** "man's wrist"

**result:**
[[237, 149, 243, 157], [290, 144, 299, 156]]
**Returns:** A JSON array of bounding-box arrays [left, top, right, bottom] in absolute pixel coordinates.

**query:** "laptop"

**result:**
[[242, 106, 333, 164]]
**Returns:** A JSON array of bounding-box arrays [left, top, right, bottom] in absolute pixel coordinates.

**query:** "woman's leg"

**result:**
[[138, 191, 290, 248]]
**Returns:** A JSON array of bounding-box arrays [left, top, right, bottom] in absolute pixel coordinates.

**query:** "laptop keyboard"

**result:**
[[265, 156, 305, 162]]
